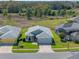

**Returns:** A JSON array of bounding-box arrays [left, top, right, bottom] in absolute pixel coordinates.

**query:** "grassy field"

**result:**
[[0, 16, 67, 29]]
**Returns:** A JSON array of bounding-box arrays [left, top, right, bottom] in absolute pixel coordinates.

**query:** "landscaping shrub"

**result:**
[[74, 41, 79, 44], [16, 34, 22, 45], [23, 38, 26, 42], [67, 20, 74, 23], [61, 38, 67, 42], [19, 38, 23, 41], [52, 38, 56, 45], [59, 32, 65, 39], [19, 45, 24, 48]]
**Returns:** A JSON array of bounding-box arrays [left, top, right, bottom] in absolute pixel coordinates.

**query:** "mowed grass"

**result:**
[[52, 31, 79, 52], [13, 41, 39, 49], [20, 27, 27, 39], [12, 27, 39, 53], [52, 31, 68, 48], [12, 49, 38, 53]]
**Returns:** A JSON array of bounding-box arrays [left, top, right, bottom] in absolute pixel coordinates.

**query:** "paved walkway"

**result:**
[[38, 45, 54, 53], [0, 46, 12, 53]]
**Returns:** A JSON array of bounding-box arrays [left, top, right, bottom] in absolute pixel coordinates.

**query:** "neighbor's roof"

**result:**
[[56, 23, 79, 32], [0, 25, 21, 39]]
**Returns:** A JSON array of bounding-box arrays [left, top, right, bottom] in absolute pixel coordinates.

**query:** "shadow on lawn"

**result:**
[[0, 43, 13, 46]]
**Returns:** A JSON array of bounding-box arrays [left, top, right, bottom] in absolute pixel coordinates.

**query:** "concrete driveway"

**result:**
[[0, 46, 12, 53], [38, 45, 54, 53]]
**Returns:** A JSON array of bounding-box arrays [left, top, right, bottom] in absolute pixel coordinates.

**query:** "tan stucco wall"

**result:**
[[0, 38, 16, 43]]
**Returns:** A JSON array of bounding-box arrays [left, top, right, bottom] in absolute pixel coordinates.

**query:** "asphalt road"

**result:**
[[0, 52, 79, 59]]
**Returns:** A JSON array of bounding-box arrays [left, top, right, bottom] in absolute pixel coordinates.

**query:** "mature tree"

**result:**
[[2, 0, 13, 19], [18, 8, 26, 16], [44, 8, 49, 16], [51, 10, 56, 16], [60, 10, 66, 16], [2, 9, 8, 16], [26, 7, 32, 20], [37, 9, 43, 17], [34, 9, 38, 16], [47, 9, 52, 16]]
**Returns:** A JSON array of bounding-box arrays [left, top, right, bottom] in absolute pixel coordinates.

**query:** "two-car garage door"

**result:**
[[37, 38, 52, 44]]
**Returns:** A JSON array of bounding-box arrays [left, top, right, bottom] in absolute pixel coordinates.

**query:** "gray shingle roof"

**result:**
[[56, 23, 79, 32], [0, 25, 21, 39]]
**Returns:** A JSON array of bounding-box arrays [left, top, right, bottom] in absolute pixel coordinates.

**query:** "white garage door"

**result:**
[[37, 38, 52, 44]]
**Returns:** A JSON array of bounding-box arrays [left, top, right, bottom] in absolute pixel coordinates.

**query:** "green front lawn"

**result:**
[[20, 27, 27, 39], [53, 48, 79, 52], [52, 31, 68, 48], [52, 31, 79, 52], [12, 41, 39, 53], [12, 28, 39, 53], [12, 49, 38, 53], [13, 41, 39, 49]]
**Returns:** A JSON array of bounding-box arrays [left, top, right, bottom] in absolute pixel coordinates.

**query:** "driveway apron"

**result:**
[[0, 46, 12, 53], [38, 45, 54, 53]]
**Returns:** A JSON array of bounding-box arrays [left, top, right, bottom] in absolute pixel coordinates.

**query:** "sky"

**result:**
[[0, 0, 79, 1]]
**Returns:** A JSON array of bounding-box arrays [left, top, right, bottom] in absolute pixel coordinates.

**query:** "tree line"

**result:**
[[1, 1, 76, 20]]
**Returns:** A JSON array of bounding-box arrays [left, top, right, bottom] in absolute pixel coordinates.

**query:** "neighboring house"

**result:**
[[55, 22, 79, 34], [25, 26, 53, 44], [55, 19, 79, 42], [0, 25, 21, 44]]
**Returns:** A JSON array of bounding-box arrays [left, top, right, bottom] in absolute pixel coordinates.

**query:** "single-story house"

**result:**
[[55, 21, 79, 42], [55, 22, 79, 34], [0, 25, 21, 44], [25, 26, 53, 44]]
